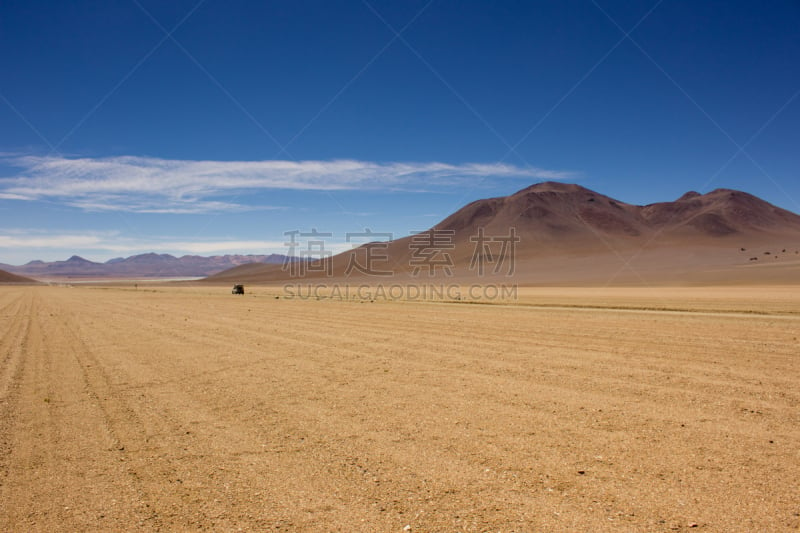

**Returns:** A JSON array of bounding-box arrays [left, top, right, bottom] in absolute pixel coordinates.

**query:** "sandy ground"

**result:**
[[1, 285, 798, 532]]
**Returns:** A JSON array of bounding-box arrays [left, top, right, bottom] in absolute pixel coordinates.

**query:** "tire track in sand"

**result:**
[[0, 290, 33, 485], [0, 290, 159, 531]]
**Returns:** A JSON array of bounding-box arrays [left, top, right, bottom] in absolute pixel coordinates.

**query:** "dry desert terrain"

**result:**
[[1, 285, 799, 531]]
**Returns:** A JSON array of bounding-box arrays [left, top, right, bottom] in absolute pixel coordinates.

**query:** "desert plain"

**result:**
[[0, 284, 798, 532]]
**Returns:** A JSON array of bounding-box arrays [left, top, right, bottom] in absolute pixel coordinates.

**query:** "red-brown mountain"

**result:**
[[207, 182, 800, 285]]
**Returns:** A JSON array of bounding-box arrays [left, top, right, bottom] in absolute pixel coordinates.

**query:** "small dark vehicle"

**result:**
[[232, 284, 244, 295]]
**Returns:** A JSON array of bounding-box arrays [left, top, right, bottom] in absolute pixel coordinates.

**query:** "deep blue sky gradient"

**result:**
[[1, 1, 798, 262]]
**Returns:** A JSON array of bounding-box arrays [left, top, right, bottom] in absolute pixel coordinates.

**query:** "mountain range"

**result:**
[[4, 183, 798, 284], [0, 253, 297, 279], [206, 182, 800, 285]]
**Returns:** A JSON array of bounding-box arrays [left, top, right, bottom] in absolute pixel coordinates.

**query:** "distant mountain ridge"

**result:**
[[0, 253, 298, 279]]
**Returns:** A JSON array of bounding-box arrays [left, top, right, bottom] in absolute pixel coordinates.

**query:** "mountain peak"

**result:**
[[677, 191, 701, 201], [514, 181, 593, 195]]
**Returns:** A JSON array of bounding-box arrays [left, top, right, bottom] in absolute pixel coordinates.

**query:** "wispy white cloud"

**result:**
[[0, 233, 111, 249], [0, 154, 575, 213]]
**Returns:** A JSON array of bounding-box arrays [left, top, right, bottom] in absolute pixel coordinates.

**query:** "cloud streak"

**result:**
[[0, 155, 575, 213], [0, 234, 286, 254]]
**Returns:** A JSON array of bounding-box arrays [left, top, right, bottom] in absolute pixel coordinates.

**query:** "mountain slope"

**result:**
[[0, 269, 37, 284]]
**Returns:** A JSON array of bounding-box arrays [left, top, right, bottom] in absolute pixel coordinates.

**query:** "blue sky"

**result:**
[[1, 0, 798, 263]]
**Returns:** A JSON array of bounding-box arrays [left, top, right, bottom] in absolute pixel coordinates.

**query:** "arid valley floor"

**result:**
[[1, 285, 798, 531]]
